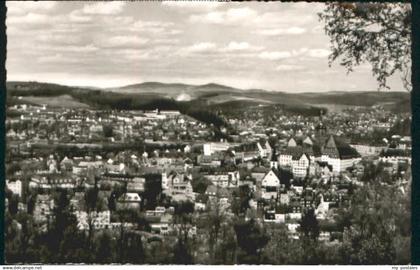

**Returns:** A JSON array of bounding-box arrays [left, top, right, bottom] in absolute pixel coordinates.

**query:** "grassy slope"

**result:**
[[20, 95, 90, 108]]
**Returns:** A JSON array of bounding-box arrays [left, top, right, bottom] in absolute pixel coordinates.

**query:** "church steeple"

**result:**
[[270, 147, 278, 169]]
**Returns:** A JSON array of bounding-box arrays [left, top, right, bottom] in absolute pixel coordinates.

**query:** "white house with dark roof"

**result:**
[[116, 193, 142, 210], [257, 140, 272, 158], [292, 153, 310, 178], [321, 135, 361, 173], [261, 169, 281, 200], [279, 137, 318, 177]]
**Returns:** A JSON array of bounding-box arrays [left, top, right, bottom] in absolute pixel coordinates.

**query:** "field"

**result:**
[[20, 95, 90, 108]]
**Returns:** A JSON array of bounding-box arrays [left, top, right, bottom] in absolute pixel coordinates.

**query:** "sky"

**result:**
[[6, 1, 405, 92]]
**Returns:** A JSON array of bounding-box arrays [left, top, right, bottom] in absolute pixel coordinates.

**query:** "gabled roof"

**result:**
[[287, 138, 297, 147], [60, 156, 73, 164], [322, 135, 360, 159], [292, 153, 310, 161], [303, 136, 313, 146], [325, 135, 337, 149], [118, 192, 141, 202], [262, 168, 284, 186], [282, 137, 321, 158], [336, 145, 360, 159]]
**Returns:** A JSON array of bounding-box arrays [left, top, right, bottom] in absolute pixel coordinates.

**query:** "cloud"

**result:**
[[61, 44, 99, 53], [307, 49, 330, 58], [168, 29, 183, 35], [311, 25, 323, 34], [100, 17, 181, 39], [7, 2, 57, 16], [7, 13, 51, 25], [37, 53, 81, 64], [130, 20, 177, 34], [292, 3, 309, 9], [187, 6, 317, 42], [28, 43, 99, 54], [133, 20, 174, 29], [8, 2, 400, 92], [185, 42, 217, 53], [276, 64, 305, 71], [257, 27, 306, 36], [254, 12, 313, 27], [223, 41, 263, 52], [98, 36, 149, 48], [69, 10, 93, 23], [126, 51, 157, 61], [190, 7, 258, 24], [36, 33, 84, 45], [153, 38, 180, 45], [190, 11, 224, 24], [109, 47, 173, 61], [82, 2, 126, 15], [226, 7, 257, 21], [226, 41, 251, 51], [259, 51, 292, 60], [161, 1, 224, 11], [292, 48, 309, 56], [7, 8, 91, 30], [182, 41, 263, 56]]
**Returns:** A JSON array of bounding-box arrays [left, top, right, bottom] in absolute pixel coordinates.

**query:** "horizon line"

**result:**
[[6, 79, 407, 94]]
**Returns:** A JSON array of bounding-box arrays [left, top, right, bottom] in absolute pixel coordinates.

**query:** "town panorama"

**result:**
[[4, 1, 411, 265]]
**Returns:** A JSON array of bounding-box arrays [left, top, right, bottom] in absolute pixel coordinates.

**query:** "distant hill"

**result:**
[[7, 81, 410, 111], [114, 82, 239, 93], [106, 82, 245, 101]]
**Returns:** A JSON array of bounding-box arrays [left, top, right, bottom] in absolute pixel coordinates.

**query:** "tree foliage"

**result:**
[[143, 174, 162, 209], [95, 232, 114, 264], [234, 219, 269, 264], [299, 208, 320, 241], [319, 3, 411, 90], [120, 232, 145, 264], [338, 181, 410, 264]]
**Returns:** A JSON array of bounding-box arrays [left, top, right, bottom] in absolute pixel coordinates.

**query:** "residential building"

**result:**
[[116, 193, 142, 210], [6, 179, 22, 197]]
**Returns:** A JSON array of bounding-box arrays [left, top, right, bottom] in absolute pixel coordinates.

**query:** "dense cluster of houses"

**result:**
[[5, 103, 411, 243], [7, 105, 215, 145]]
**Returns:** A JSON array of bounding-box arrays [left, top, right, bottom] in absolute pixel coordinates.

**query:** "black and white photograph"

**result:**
[[3, 1, 413, 265]]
